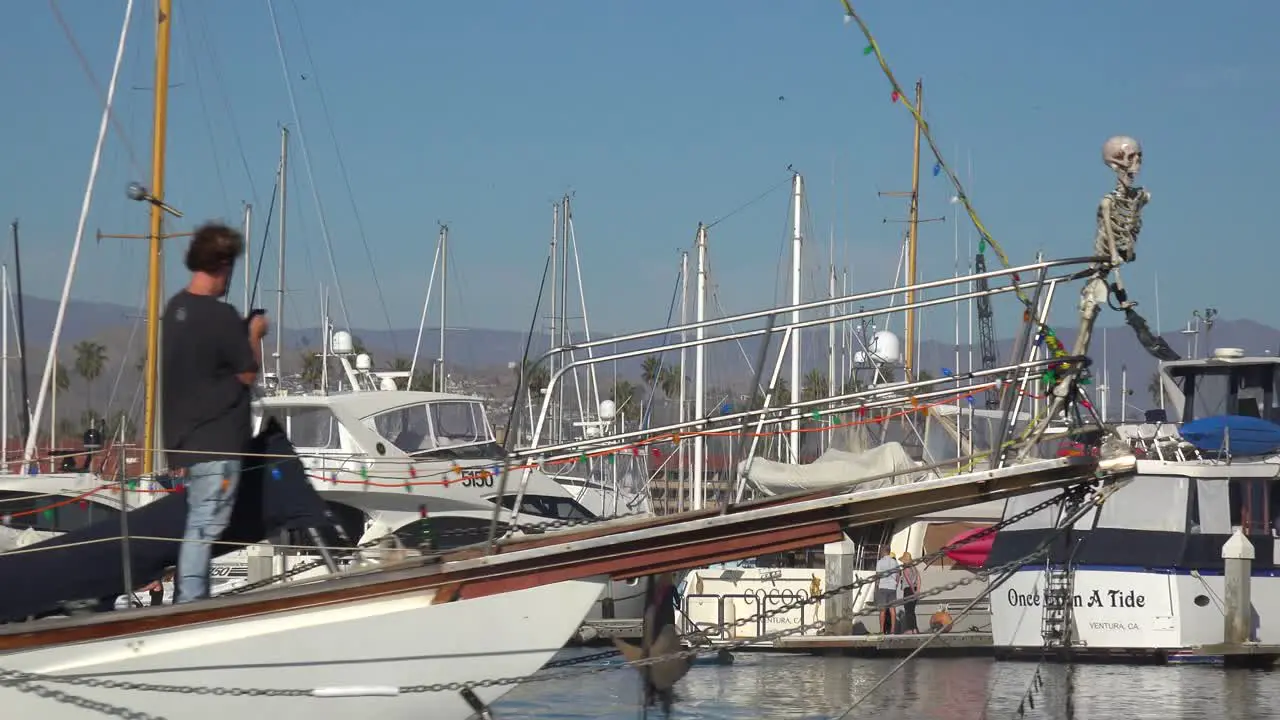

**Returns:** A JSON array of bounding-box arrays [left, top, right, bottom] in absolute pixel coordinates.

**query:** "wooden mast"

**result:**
[[903, 78, 923, 380], [142, 0, 173, 476]]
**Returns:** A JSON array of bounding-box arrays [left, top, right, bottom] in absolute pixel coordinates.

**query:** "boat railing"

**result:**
[[513, 255, 1102, 461]]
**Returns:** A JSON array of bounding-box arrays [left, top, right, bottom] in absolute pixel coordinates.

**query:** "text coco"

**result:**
[[1005, 588, 1146, 609]]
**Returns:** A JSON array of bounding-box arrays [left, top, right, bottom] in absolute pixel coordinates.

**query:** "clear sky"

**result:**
[[1, 1, 1276, 340]]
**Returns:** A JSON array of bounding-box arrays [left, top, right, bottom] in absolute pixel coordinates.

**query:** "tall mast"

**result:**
[[9, 222, 30, 448], [141, 0, 173, 477], [547, 203, 558, 444], [903, 78, 923, 380], [691, 224, 707, 510], [677, 250, 688, 513], [788, 172, 803, 465], [2, 264, 7, 471], [275, 126, 288, 383], [438, 223, 448, 392], [241, 203, 252, 311]]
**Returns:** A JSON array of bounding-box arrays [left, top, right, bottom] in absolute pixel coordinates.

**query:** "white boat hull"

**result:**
[[992, 567, 1280, 652], [0, 577, 605, 719]]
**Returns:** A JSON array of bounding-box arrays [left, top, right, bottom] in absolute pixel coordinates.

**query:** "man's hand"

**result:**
[[248, 313, 270, 342]]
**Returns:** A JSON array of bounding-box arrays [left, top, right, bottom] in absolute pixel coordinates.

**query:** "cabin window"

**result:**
[[1096, 475, 1187, 532], [365, 403, 435, 454], [429, 401, 490, 447], [492, 493, 594, 520], [393, 516, 509, 552], [365, 401, 494, 455], [1176, 364, 1280, 424], [285, 407, 341, 449], [0, 491, 119, 533]]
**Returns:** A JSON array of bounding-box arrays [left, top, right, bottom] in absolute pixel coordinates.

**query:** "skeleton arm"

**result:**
[[1098, 195, 1123, 267]]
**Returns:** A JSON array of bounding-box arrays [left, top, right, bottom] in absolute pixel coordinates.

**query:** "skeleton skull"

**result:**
[[1102, 136, 1143, 181]]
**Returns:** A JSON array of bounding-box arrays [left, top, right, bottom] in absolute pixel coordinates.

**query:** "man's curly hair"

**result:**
[[184, 222, 244, 274]]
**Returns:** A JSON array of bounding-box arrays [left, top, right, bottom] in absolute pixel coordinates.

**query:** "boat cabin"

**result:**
[[251, 390, 593, 548], [1158, 351, 1280, 425]]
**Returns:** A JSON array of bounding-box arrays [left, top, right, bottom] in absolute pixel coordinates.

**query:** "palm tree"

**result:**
[[640, 356, 663, 389], [610, 380, 639, 410], [54, 361, 70, 393], [73, 340, 108, 413], [751, 379, 791, 410], [801, 369, 828, 402], [657, 367, 680, 399], [299, 351, 324, 389], [916, 369, 935, 382], [386, 357, 436, 391]]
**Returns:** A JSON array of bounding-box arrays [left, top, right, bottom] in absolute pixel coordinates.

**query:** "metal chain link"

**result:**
[[0, 483, 1093, 700], [0, 673, 165, 719]]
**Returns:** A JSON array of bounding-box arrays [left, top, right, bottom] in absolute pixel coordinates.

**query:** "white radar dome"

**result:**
[[870, 330, 902, 364], [355, 353, 372, 371], [331, 331, 354, 354]]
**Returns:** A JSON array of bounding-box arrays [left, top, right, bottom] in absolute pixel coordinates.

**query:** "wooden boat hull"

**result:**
[[0, 577, 605, 719]]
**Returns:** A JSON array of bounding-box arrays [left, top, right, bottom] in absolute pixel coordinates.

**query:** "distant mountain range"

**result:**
[[7, 293, 1277, 433]]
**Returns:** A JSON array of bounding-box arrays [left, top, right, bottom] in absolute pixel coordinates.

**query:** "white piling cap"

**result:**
[[1222, 528, 1256, 560]]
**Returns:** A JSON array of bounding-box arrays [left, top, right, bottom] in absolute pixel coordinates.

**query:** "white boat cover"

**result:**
[[740, 442, 924, 495], [0, 525, 59, 552]]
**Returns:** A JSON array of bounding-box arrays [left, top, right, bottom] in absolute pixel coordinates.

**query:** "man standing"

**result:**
[[162, 222, 267, 603], [874, 546, 900, 635]]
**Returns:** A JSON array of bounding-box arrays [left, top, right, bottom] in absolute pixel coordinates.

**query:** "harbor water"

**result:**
[[495, 649, 1275, 719]]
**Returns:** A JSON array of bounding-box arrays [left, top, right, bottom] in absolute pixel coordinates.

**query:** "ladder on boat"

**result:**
[[1040, 562, 1075, 647]]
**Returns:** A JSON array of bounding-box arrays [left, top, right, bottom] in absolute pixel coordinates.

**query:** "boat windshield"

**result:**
[[364, 400, 504, 459], [1171, 363, 1280, 423]]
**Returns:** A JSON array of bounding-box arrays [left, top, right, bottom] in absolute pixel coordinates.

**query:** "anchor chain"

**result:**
[[0, 482, 1098, 701]]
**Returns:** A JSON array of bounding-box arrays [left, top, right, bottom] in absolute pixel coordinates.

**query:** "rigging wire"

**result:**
[[640, 271, 685, 430], [839, 2, 1030, 310], [175, 6, 232, 217], [23, 0, 134, 462], [287, 0, 399, 355], [247, 175, 281, 308], [191, 5, 260, 205], [46, 0, 144, 178], [265, 0, 352, 331]]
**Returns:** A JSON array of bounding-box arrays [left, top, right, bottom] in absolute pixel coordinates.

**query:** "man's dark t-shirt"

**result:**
[[161, 291, 257, 469]]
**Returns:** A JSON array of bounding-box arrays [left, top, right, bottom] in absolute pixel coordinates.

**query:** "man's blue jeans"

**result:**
[[176, 459, 241, 603]]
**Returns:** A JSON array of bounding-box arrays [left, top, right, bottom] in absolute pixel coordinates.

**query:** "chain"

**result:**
[[0, 483, 1095, 701], [0, 672, 164, 719]]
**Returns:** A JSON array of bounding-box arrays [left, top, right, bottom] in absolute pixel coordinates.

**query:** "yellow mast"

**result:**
[[142, 0, 173, 476], [903, 78, 923, 380]]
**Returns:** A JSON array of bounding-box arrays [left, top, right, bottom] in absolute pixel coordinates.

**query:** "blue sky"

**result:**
[[1, 1, 1276, 341]]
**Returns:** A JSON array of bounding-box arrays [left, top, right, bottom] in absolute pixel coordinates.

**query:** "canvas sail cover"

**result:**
[[740, 442, 924, 496], [0, 418, 337, 622]]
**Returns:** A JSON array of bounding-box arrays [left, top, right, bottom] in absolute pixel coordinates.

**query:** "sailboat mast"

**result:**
[[141, 0, 173, 477], [788, 172, 803, 465], [9, 222, 30, 449], [903, 78, 923, 380], [438, 223, 448, 392], [275, 126, 288, 384], [241, 203, 252, 311], [677, 250, 688, 513], [692, 224, 707, 510]]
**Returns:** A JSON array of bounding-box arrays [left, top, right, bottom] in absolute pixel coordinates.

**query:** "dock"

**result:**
[[769, 631, 993, 657]]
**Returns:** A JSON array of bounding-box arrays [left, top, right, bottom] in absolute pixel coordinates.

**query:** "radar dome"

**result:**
[[870, 331, 902, 364], [331, 331, 354, 354], [599, 399, 617, 420], [379, 376, 399, 391], [355, 353, 372, 371]]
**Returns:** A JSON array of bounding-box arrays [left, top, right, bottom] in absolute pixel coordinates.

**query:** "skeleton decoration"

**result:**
[[1094, 135, 1151, 280], [1015, 136, 1155, 457]]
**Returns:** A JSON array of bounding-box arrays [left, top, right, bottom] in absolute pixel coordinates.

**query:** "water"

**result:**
[[495, 648, 1277, 719]]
